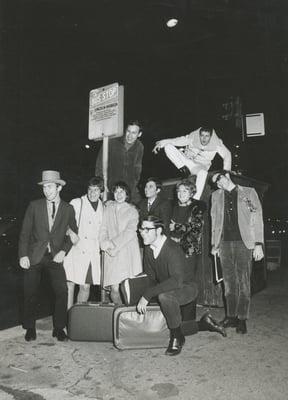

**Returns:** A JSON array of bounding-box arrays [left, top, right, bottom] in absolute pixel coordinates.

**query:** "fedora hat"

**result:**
[[38, 170, 66, 186]]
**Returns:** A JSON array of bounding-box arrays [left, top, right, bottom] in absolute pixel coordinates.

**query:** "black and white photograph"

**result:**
[[0, 1, 287, 399]]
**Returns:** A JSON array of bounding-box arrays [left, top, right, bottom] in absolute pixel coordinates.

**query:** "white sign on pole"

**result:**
[[245, 113, 265, 137], [88, 82, 124, 141]]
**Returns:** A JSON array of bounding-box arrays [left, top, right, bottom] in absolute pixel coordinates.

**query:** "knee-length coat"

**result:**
[[99, 201, 142, 287], [64, 195, 103, 285]]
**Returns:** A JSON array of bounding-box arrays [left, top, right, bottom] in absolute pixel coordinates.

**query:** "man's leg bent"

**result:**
[[164, 144, 189, 170], [158, 283, 197, 329]]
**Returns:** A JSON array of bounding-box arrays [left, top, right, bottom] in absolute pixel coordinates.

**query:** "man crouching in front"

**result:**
[[137, 215, 226, 356]]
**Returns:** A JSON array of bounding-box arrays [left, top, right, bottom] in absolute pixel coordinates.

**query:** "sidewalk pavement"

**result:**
[[0, 269, 288, 400]]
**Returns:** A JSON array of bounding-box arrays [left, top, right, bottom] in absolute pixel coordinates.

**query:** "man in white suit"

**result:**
[[210, 171, 264, 334], [153, 126, 231, 200]]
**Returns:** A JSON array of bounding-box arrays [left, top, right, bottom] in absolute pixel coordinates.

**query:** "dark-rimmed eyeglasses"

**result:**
[[138, 227, 156, 233], [215, 174, 225, 183]]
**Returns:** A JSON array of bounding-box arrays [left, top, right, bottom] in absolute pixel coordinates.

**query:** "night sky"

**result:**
[[1, 0, 288, 217]]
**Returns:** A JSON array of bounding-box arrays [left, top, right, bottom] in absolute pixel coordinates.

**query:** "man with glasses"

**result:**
[[211, 170, 264, 334], [137, 215, 226, 356]]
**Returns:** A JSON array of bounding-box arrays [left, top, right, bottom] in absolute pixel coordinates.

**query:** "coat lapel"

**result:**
[[150, 197, 160, 213], [51, 200, 63, 233], [41, 199, 50, 232]]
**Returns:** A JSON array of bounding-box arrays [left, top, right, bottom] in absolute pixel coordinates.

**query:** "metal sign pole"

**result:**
[[102, 135, 109, 202], [101, 134, 109, 303]]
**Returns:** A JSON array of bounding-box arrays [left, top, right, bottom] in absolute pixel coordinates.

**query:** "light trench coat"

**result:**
[[99, 201, 142, 287], [64, 195, 103, 285]]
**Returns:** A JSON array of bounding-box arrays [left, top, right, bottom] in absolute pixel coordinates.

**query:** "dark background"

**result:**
[[1, 0, 288, 219]]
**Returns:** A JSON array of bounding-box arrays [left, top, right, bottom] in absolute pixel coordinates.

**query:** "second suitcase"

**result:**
[[68, 302, 114, 342], [113, 305, 169, 350]]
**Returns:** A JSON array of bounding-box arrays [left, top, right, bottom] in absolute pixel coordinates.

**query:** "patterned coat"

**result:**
[[170, 200, 206, 257]]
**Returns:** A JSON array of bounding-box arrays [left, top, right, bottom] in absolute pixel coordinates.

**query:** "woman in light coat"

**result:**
[[100, 181, 142, 304], [64, 177, 104, 309]]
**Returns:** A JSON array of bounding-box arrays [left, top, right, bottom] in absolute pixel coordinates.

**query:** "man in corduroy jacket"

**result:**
[[211, 171, 264, 334]]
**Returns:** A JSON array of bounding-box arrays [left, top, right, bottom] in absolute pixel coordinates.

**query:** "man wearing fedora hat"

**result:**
[[19, 170, 78, 342]]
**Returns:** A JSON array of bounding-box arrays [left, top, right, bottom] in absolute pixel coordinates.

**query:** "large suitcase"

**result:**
[[120, 275, 198, 337], [113, 305, 169, 350], [68, 302, 115, 342]]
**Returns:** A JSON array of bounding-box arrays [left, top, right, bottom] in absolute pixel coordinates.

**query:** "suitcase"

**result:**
[[68, 302, 115, 342], [113, 305, 169, 350]]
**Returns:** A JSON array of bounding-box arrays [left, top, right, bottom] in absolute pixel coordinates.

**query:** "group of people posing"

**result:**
[[18, 120, 264, 357]]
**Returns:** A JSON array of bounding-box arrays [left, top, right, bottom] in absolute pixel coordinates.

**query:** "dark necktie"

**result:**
[[52, 202, 56, 219]]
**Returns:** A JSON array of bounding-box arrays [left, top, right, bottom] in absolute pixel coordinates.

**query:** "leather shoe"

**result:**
[[165, 334, 185, 356], [52, 329, 68, 341], [200, 312, 227, 337], [179, 166, 191, 178], [236, 319, 247, 334], [25, 328, 36, 342], [220, 316, 238, 328]]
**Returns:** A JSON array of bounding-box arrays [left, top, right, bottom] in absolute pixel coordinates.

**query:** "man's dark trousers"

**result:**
[[158, 283, 198, 329], [220, 240, 252, 320], [23, 252, 68, 330]]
